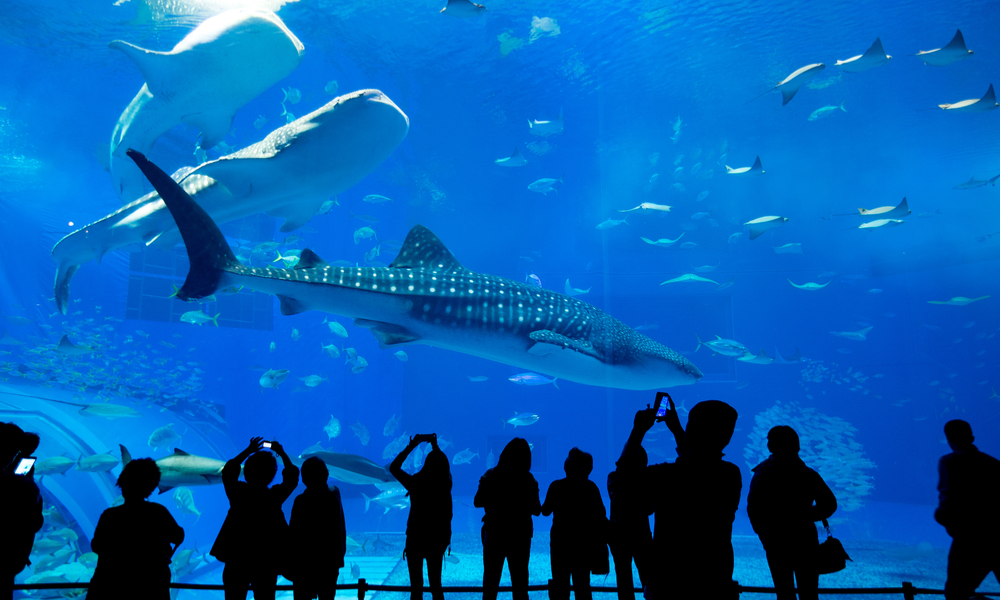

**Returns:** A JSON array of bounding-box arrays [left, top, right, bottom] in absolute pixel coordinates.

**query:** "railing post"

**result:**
[[902, 581, 915, 600], [358, 578, 367, 600]]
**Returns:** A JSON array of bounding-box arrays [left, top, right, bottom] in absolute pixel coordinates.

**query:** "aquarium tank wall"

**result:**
[[1, 0, 998, 595]]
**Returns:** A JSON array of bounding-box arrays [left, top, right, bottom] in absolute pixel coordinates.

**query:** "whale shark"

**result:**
[[127, 149, 703, 390], [938, 84, 998, 112], [109, 9, 305, 202], [917, 30, 973, 67], [835, 38, 892, 72], [52, 89, 410, 314]]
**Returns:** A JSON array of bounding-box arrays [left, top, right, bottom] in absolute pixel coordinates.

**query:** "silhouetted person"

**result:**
[[88, 457, 185, 600], [0, 422, 43, 600], [935, 420, 1000, 600], [607, 444, 651, 600], [211, 437, 300, 600], [747, 426, 837, 600], [390, 434, 453, 600], [289, 456, 346, 600], [627, 399, 742, 600], [475, 438, 542, 600], [542, 448, 607, 600]]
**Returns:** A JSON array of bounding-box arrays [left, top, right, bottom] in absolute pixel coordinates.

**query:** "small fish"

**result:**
[[349, 212, 381, 224], [324, 318, 349, 337], [254, 115, 268, 130], [384, 414, 400, 437], [486, 449, 496, 468], [697, 191, 710, 201], [351, 421, 371, 446], [354, 227, 377, 245], [525, 273, 543, 287], [325, 80, 339, 95], [180, 311, 219, 326], [394, 351, 408, 362], [691, 211, 712, 220], [452, 448, 479, 465], [318, 199, 338, 214], [527, 177, 563, 195], [808, 102, 847, 121], [596, 216, 628, 230], [679, 242, 699, 249], [172, 487, 201, 520], [671, 183, 686, 192], [270, 342, 276, 353], [505, 412, 540, 428], [509, 372, 559, 388], [291, 329, 301, 341], [260, 368, 290, 390], [282, 87, 302, 104], [148, 423, 183, 451], [728, 233, 743, 244], [868, 289, 883, 294], [324, 416, 342, 440], [363, 194, 394, 204], [649, 173, 660, 184], [467, 375, 489, 382], [321, 343, 341, 358], [299, 375, 327, 388], [773, 243, 803, 254]]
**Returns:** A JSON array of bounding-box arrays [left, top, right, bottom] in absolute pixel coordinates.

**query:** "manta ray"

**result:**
[[127, 150, 703, 390], [495, 146, 527, 167], [747, 64, 825, 106], [744, 215, 788, 240], [938, 84, 998, 113], [109, 9, 305, 202], [726, 156, 764, 176], [917, 30, 974, 67], [52, 89, 409, 314], [837, 197, 911, 219], [835, 38, 892, 72]]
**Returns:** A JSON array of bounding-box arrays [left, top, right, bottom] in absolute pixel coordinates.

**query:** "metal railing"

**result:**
[[13, 579, 1000, 599]]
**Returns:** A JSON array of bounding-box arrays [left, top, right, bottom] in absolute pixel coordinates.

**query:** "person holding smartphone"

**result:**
[[211, 437, 300, 600], [389, 434, 453, 600], [0, 421, 43, 600]]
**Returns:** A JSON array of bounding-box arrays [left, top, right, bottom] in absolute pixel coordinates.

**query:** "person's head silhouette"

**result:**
[[684, 400, 738, 456], [117, 457, 161, 500], [497, 438, 531, 473], [421, 447, 452, 483], [301, 456, 329, 489], [767, 425, 800, 456], [944, 420, 975, 451], [564, 447, 593, 479], [0, 421, 26, 470], [244, 450, 278, 487]]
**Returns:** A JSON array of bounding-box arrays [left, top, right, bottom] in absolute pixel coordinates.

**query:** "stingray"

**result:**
[[747, 63, 825, 106], [726, 156, 764, 176], [108, 9, 304, 202], [56, 335, 96, 356], [641, 234, 684, 247], [859, 219, 904, 230], [52, 89, 409, 314], [954, 174, 1000, 189], [744, 216, 788, 240], [617, 202, 672, 213], [836, 197, 910, 219], [836, 38, 892, 72], [440, 0, 487, 17], [928, 296, 990, 306], [938, 84, 998, 112], [917, 30, 973, 67], [788, 279, 829, 291], [737, 350, 774, 365], [660, 274, 718, 285], [495, 146, 527, 167], [564, 279, 591, 297], [529, 108, 563, 137]]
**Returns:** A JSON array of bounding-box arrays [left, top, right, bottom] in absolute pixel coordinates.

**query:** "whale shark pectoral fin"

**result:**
[[182, 111, 235, 150], [270, 204, 322, 233], [528, 330, 602, 360], [277, 295, 309, 316], [354, 319, 421, 347], [109, 41, 176, 97]]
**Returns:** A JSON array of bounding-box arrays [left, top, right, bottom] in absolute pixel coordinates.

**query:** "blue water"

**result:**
[[2, 0, 999, 594]]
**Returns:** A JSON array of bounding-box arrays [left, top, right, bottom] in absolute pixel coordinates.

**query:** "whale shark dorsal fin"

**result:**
[[109, 40, 176, 97], [944, 29, 967, 51], [981, 83, 996, 105], [389, 225, 465, 272], [865, 37, 886, 57], [295, 249, 329, 270]]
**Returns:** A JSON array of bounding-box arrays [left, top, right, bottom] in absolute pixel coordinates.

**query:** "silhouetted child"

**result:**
[[747, 426, 837, 600], [289, 456, 346, 600], [390, 434, 453, 600], [1, 422, 43, 600], [607, 443, 651, 600], [87, 457, 184, 600], [211, 437, 300, 600], [627, 399, 742, 600], [542, 448, 607, 600], [475, 438, 541, 600], [935, 420, 1000, 600]]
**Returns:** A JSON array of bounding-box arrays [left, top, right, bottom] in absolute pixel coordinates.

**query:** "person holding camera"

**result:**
[[0, 422, 43, 600], [390, 434, 453, 600], [88, 458, 185, 600], [211, 437, 300, 600]]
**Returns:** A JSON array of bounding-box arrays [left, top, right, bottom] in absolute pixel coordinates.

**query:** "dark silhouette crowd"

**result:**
[[3, 400, 1000, 600]]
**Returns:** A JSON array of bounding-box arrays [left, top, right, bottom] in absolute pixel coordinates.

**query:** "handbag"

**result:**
[[814, 519, 852, 575]]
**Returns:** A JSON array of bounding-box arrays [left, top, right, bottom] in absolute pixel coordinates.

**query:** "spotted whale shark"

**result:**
[[128, 150, 701, 390], [52, 89, 409, 314]]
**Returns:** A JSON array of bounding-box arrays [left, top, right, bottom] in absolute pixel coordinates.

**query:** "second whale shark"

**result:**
[[128, 150, 702, 390]]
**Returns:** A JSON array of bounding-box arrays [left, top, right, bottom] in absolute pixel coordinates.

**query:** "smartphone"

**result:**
[[14, 457, 36, 475], [654, 392, 672, 419], [262, 441, 273, 449]]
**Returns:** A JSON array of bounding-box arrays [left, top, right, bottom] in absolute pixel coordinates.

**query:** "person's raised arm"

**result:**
[[270, 441, 300, 502], [389, 435, 422, 488], [661, 396, 687, 456], [625, 407, 656, 452], [224, 437, 264, 494]]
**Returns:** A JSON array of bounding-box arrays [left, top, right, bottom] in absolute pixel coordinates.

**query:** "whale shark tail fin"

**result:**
[[127, 149, 237, 301], [109, 41, 174, 97]]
